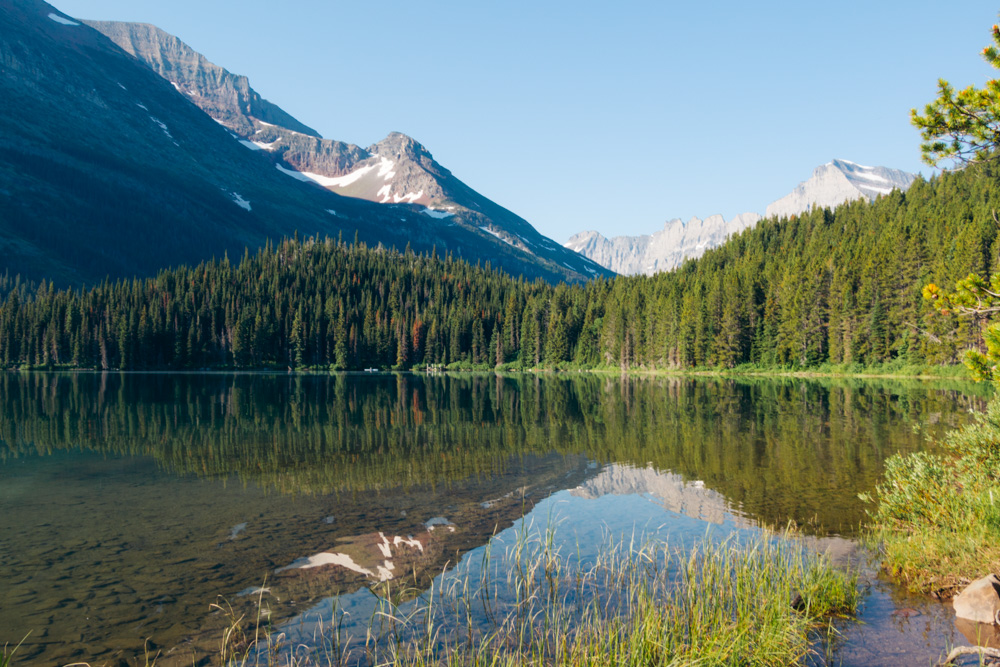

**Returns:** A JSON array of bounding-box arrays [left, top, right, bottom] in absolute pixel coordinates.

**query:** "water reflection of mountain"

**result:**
[[571, 464, 736, 525], [0, 445, 593, 667], [0, 372, 984, 665], [0, 372, 982, 533]]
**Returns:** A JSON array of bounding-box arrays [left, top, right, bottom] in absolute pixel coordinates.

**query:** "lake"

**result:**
[[0, 372, 987, 666]]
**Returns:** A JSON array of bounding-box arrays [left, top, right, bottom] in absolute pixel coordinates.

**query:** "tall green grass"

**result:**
[[0, 634, 28, 667], [227, 527, 858, 667], [863, 397, 1000, 595]]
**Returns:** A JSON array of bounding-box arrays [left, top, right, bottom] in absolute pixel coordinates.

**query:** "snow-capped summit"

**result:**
[[764, 159, 916, 219]]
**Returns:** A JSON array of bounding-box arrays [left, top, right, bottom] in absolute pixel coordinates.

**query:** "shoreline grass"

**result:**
[[221, 528, 858, 667], [862, 396, 1000, 597], [6, 360, 976, 384]]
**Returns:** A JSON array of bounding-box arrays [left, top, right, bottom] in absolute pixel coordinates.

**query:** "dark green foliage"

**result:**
[[0, 165, 998, 371], [911, 22, 1000, 168]]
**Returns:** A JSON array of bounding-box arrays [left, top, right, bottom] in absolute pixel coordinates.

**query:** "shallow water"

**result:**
[[0, 371, 987, 665]]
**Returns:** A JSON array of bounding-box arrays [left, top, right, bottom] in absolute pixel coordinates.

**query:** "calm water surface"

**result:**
[[0, 372, 988, 665]]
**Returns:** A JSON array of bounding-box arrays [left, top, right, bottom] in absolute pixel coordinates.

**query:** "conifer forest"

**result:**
[[2, 164, 999, 372]]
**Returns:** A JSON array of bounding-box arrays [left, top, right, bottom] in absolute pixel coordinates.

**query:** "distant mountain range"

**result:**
[[0, 2, 609, 285], [566, 159, 918, 276], [566, 213, 762, 276]]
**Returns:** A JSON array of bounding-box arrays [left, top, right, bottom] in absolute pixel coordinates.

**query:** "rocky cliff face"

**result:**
[[567, 160, 917, 276], [565, 212, 760, 276], [765, 159, 916, 219], [86, 20, 373, 176]]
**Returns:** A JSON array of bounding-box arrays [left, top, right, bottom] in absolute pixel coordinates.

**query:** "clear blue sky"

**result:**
[[54, 0, 999, 242]]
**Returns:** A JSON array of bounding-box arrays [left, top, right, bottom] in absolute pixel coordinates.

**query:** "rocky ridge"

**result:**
[[85, 20, 609, 281], [566, 213, 761, 276]]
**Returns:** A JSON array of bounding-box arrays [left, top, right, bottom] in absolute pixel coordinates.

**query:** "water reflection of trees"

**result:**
[[0, 372, 985, 533]]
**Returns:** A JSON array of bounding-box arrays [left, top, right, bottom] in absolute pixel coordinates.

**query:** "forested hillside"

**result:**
[[1, 164, 998, 371]]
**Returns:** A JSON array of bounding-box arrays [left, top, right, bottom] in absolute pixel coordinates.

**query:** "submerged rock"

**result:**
[[956, 616, 1000, 650], [954, 574, 1000, 625]]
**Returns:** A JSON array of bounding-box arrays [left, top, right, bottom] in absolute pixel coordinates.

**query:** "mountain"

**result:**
[[566, 160, 917, 276], [765, 159, 917, 219], [82, 20, 610, 283], [0, 2, 607, 286], [565, 212, 761, 276]]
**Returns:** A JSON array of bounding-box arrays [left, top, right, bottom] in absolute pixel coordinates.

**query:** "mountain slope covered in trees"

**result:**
[[1, 160, 997, 371]]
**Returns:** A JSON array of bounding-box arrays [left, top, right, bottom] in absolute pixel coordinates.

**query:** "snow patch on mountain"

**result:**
[[377, 157, 395, 179], [239, 139, 277, 151], [275, 162, 377, 188], [276, 164, 309, 181], [230, 192, 251, 211], [393, 191, 423, 204], [48, 13, 80, 26], [149, 116, 174, 141], [423, 207, 454, 219], [480, 226, 512, 245]]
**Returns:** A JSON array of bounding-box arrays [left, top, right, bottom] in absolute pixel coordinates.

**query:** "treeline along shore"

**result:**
[[1, 163, 999, 372]]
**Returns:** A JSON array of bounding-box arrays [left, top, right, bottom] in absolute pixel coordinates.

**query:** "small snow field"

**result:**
[[393, 191, 422, 204], [377, 157, 395, 179], [230, 192, 251, 211], [47, 13, 79, 25], [276, 164, 310, 181], [149, 117, 172, 140], [479, 226, 512, 245], [239, 139, 278, 151], [421, 207, 455, 220], [298, 163, 376, 188]]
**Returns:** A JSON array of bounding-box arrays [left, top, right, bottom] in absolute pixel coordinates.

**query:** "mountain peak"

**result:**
[[370, 132, 434, 163], [765, 159, 916, 219]]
